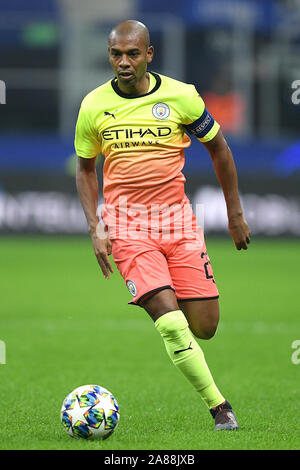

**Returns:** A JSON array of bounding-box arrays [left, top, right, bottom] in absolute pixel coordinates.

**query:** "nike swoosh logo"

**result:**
[[174, 341, 193, 355], [104, 111, 116, 119]]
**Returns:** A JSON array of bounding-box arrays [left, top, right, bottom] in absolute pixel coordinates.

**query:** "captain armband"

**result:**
[[183, 108, 219, 142]]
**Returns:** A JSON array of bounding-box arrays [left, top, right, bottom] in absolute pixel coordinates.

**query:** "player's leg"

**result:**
[[112, 237, 238, 429], [139, 287, 178, 322], [177, 298, 220, 340], [141, 290, 226, 410], [161, 221, 239, 429], [142, 290, 238, 430], [166, 223, 220, 340]]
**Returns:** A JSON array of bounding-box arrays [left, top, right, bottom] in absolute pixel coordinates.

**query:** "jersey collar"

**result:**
[[111, 72, 161, 99]]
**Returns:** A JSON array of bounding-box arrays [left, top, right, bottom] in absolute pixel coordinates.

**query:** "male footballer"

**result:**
[[75, 20, 250, 430]]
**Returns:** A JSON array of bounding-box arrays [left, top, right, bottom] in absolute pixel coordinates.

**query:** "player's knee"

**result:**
[[192, 321, 218, 340], [142, 289, 179, 323], [156, 311, 189, 338], [202, 324, 218, 339]]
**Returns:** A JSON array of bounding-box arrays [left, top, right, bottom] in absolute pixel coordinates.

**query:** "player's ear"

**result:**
[[147, 45, 154, 63]]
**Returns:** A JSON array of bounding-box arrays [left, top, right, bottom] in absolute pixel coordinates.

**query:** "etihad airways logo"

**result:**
[[102, 126, 172, 140]]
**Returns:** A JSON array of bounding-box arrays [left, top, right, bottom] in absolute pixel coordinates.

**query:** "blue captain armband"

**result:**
[[184, 108, 215, 139]]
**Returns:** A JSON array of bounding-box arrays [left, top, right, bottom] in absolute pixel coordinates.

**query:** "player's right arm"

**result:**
[[75, 102, 113, 279], [76, 157, 113, 279]]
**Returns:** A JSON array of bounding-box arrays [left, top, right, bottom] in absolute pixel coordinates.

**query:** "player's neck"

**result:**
[[117, 72, 150, 96]]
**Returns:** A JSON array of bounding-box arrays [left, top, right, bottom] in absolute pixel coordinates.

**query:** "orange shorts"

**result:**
[[111, 226, 219, 306]]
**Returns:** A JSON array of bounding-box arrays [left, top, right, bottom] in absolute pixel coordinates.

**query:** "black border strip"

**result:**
[[128, 285, 175, 307], [111, 72, 162, 99]]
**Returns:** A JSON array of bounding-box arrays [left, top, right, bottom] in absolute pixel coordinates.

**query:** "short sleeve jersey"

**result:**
[[75, 72, 220, 207]]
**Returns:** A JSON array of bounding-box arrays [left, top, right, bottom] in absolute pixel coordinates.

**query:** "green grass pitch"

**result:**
[[0, 236, 299, 450]]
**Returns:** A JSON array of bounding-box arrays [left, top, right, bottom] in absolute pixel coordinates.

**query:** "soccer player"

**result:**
[[75, 20, 250, 431]]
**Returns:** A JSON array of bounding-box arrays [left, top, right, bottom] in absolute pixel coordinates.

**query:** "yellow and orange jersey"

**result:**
[[74, 72, 220, 207]]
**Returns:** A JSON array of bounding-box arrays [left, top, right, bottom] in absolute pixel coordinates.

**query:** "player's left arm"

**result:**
[[181, 86, 250, 249], [203, 129, 250, 250]]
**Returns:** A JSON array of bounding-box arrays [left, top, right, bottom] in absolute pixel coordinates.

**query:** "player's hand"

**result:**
[[90, 227, 114, 279], [228, 214, 251, 250]]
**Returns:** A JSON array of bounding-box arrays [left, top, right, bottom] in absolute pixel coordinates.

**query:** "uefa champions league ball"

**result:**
[[60, 384, 120, 440]]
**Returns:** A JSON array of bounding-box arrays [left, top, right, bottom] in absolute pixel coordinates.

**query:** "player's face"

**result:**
[[108, 34, 153, 88]]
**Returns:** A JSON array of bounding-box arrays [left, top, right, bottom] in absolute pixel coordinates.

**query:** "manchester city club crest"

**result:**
[[126, 280, 137, 297], [152, 102, 170, 120]]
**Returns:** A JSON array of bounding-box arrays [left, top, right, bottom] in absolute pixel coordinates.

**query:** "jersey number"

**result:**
[[201, 252, 214, 280]]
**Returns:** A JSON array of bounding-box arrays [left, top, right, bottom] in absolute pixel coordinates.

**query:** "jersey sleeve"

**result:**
[[181, 85, 220, 143], [74, 104, 101, 158]]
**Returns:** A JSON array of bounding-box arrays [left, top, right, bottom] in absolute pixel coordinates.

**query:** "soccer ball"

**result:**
[[60, 384, 120, 440]]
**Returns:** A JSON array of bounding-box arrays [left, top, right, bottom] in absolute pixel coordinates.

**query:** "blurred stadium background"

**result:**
[[1, 0, 300, 237], [1, 1, 300, 451]]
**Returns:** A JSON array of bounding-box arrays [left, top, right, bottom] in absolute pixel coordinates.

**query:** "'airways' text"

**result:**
[[112, 140, 160, 149]]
